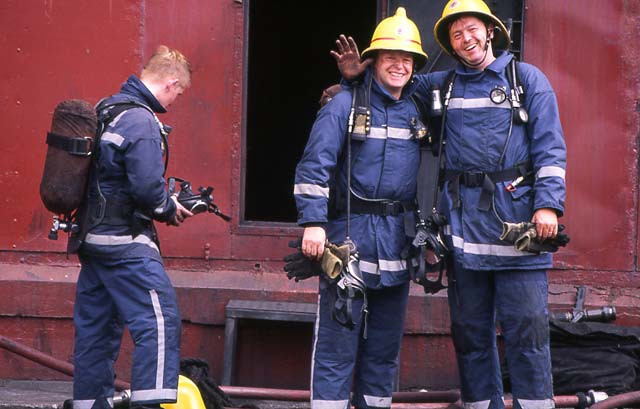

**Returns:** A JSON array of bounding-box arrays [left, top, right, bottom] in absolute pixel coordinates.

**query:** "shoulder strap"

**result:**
[[95, 99, 170, 175], [96, 100, 152, 132], [350, 80, 371, 139]]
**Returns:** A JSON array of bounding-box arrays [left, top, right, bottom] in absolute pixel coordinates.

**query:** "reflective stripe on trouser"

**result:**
[[447, 265, 553, 409], [73, 256, 180, 406], [311, 280, 410, 409]]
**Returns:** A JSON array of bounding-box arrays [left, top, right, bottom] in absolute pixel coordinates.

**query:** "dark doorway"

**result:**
[[243, 0, 377, 223]]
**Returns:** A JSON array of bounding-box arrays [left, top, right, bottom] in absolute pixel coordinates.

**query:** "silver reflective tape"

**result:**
[[368, 126, 413, 140], [100, 131, 125, 147], [294, 183, 330, 198], [73, 399, 97, 409], [149, 290, 165, 389], [462, 400, 492, 409], [311, 400, 350, 409], [364, 395, 393, 408], [359, 260, 380, 275], [517, 398, 555, 409], [379, 258, 407, 272], [130, 388, 177, 403], [451, 235, 530, 257], [310, 292, 322, 402], [85, 233, 159, 253], [537, 166, 565, 180], [449, 97, 510, 110]]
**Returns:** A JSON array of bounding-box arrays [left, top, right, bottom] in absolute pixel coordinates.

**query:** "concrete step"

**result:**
[[0, 380, 70, 409]]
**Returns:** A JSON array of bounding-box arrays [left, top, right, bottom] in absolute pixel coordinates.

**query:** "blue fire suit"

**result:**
[[73, 75, 181, 409], [413, 52, 566, 409], [293, 68, 420, 409]]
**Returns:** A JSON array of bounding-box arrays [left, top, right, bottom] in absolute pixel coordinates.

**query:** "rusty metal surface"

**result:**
[[524, 0, 640, 273], [1, 0, 640, 391]]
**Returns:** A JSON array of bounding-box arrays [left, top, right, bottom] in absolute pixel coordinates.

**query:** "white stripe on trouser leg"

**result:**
[[310, 291, 349, 409], [312, 400, 349, 409], [462, 400, 492, 409], [517, 398, 555, 409], [310, 292, 320, 407], [149, 289, 166, 389], [364, 394, 392, 407]]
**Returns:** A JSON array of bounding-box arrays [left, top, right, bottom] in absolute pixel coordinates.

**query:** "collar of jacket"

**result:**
[[119, 74, 167, 114]]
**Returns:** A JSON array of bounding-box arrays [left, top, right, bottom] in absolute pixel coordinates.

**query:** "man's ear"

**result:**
[[166, 78, 180, 89], [487, 23, 495, 41]]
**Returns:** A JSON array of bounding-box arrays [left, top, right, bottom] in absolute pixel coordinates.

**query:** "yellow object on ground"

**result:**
[[161, 375, 206, 409]]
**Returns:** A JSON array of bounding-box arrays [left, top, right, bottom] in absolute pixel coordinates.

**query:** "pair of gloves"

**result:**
[[283, 238, 350, 282], [500, 222, 570, 253]]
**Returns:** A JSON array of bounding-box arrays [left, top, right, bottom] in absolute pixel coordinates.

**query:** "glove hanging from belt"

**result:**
[[283, 239, 351, 281], [322, 241, 351, 280], [500, 222, 570, 253]]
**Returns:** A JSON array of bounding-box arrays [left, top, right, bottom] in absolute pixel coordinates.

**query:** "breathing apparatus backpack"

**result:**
[[40, 98, 162, 249]]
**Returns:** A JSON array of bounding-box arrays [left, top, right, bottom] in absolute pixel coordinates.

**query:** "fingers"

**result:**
[[536, 223, 558, 240], [347, 36, 359, 54], [302, 240, 324, 260], [335, 35, 347, 54]]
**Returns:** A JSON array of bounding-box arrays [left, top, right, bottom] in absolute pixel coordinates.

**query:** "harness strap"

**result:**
[[442, 162, 532, 211], [46, 132, 93, 156]]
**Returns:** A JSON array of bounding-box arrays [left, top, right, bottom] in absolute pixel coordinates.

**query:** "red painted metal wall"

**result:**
[[0, 0, 639, 392]]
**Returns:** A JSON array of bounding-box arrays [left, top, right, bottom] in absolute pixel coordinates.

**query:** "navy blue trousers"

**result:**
[[448, 264, 553, 409], [73, 256, 181, 409], [311, 280, 410, 409]]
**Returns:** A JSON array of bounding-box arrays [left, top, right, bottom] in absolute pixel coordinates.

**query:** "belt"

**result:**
[[442, 162, 532, 211], [349, 195, 415, 216]]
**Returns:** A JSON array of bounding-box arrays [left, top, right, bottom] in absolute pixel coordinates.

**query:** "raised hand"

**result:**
[[329, 34, 373, 81]]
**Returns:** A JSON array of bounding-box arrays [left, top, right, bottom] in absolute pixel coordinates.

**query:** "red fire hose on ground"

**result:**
[[1, 335, 636, 408]]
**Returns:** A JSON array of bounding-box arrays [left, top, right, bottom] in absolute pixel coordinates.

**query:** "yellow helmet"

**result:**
[[161, 375, 206, 409], [434, 0, 510, 57], [361, 7, 428, 71]]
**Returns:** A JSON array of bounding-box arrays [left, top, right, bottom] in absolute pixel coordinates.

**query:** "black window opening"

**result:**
[[243, 0, 376, 223]]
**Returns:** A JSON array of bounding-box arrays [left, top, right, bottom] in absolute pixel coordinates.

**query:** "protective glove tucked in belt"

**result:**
[[283, 238, 322, 282], [500, 222, 570, 253], [322, 241, 351, 280]]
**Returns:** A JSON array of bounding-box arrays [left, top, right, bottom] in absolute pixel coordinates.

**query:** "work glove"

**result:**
[[500, 222, 570, 253], [321, 241, 351, 280], [283, 239, 322, 282]]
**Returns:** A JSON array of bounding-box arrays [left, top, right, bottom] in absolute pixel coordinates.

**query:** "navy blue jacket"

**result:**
[[80, 75, 176, 261], [294, 68, 422, 288], [413, 52, 567, 270]]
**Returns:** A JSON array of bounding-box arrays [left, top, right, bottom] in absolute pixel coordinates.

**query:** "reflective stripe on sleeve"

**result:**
[[536, 166, 565, 180], [294, 183, 330, 198], [100, 131, 125, 147]]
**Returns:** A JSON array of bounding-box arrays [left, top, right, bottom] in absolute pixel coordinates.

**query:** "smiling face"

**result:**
[[448, 15, 496, 70], [372, 50, 414, 99]]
